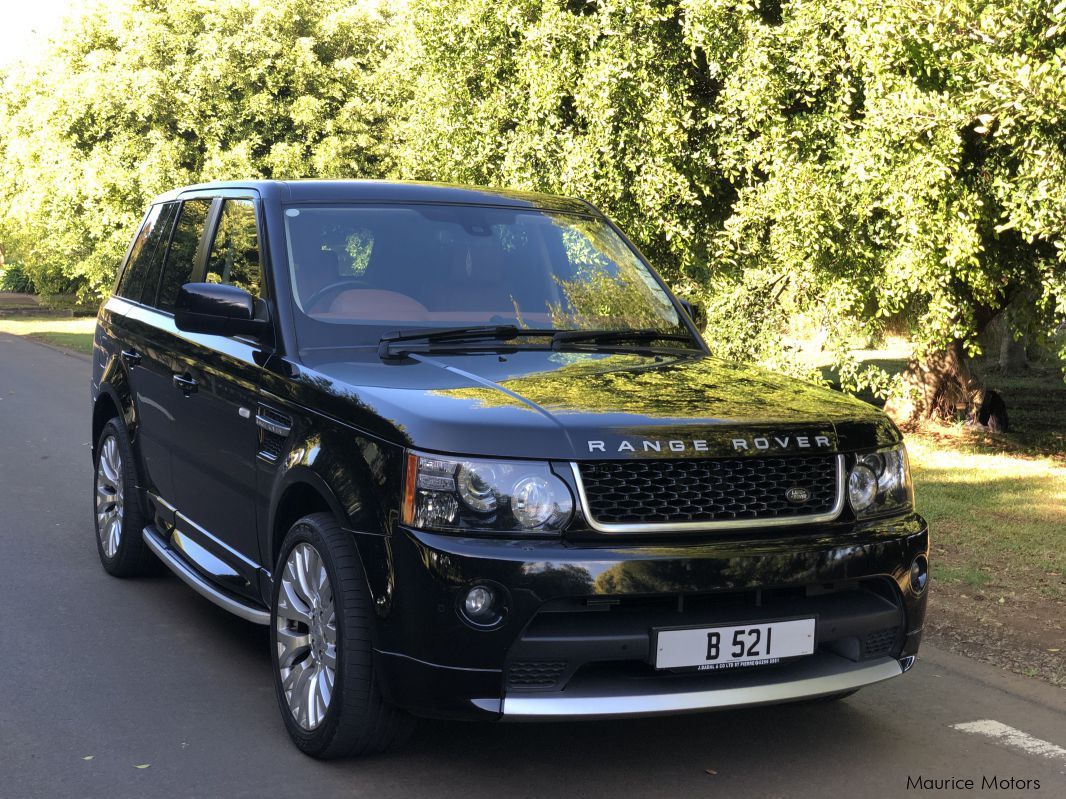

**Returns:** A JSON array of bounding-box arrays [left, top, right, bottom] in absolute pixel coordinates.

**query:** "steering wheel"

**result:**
[[304, 279, 372, 312]]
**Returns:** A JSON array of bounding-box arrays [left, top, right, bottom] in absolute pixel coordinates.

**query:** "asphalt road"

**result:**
[[2, 331, 1064, 799]]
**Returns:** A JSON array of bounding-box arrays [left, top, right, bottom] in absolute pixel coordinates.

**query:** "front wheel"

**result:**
[[270, 513, 412, 759], [94, 417, 157, 577]]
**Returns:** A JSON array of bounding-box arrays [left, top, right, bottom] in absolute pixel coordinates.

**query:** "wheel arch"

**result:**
[[92, 376, 135, 463], [269, 469, 349, 568], [264, 433, 399, 618]]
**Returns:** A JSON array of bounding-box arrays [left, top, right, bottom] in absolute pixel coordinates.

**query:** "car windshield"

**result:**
[[282, 203, 694, 351]]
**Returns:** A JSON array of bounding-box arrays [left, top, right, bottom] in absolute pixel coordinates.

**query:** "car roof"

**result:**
[[148, 179, 598, 215]]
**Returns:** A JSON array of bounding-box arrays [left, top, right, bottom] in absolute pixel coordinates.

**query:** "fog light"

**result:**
[[464, 585, 495, 619], [910, 555, 929, 594]]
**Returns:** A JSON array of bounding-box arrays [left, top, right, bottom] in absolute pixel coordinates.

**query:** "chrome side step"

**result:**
[[143, 527, 270, 625], [501, 653, 903, 720]]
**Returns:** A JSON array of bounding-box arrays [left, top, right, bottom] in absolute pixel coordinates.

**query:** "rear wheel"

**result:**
[[94, 417, 157, 577], [270, 512, 412, 758]]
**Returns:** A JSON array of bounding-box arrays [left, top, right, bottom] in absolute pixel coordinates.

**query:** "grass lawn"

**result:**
[[915, 426, 1066, 683], [0, 316, 96, 355], [818, 347, 1065, 596], [900, 360, 1066, 602], [832, 350, 1066, 682], [910, 438, 1065, 599]]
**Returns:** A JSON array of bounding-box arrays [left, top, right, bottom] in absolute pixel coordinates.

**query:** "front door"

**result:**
[[166, 197, 269, 598]]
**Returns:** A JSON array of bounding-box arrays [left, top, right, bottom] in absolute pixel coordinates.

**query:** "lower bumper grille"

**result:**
[[507, 661, 568, 689], [862, 626, 900, 658]]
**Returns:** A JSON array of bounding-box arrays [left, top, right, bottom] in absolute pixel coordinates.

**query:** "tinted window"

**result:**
[[117, 203, 176, 303], [157, 198, 212, 312], [206, 199, 262, 298]]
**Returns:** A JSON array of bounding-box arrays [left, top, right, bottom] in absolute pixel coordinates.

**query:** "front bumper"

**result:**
[[368, 513, 928, 720], [500, 653, 905, 720]]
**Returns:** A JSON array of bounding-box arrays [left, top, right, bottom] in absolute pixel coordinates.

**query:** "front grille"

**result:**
[[507, 661, 568, 688], [862, 626, 900, 658], [576, 455, 840, 527]]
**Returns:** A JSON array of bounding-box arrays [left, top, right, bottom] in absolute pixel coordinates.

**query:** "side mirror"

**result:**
[[677, 298, 705, 329], [175, 283, 268, 339]]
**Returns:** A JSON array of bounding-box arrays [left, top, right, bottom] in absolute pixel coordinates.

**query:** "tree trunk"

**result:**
[[886, 339, 980, 424]]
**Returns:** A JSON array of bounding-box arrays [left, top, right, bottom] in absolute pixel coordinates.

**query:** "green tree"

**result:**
[[0, 0, 395, 297], [684, 0, 1066, 415], [3, 0, 1064, 412], [392, 0, 1066, 409], [390, 0, 726, 297]]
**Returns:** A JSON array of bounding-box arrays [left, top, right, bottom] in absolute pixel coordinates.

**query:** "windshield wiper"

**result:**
[[550, 328, 696, 350], [378, 325, 698, 360], [378, 325, 559, 360]]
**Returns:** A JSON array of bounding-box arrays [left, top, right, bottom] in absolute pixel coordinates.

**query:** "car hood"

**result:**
[[294, 349, 900, 459]]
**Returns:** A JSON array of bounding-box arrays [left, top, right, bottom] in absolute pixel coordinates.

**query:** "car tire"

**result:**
[[271, 512, 413, 759], [94, 417, 158, 577]]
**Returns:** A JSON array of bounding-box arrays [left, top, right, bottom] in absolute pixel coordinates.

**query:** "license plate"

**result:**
[[655, 618, 816, 671]]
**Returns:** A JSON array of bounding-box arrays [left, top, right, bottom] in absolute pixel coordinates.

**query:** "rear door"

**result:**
[[166, 196, 269, 595], [110, 201, 180, 498], [122, 198, 211, 504], [94, 206, 150, 398]]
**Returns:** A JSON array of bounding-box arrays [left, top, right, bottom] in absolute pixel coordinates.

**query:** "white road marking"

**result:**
[[952, 720, 1066, 766]]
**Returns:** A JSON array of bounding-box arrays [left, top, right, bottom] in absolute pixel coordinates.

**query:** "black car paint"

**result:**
[[92, 180, 928, 721]]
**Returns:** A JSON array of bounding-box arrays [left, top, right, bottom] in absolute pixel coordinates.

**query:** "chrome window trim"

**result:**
[[569, 454, 846, 533]]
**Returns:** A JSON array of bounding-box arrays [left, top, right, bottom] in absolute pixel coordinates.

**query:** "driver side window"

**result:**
[[206, 199, 262, 298]]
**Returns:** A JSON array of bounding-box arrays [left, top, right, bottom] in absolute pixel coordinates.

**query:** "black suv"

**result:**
[[91, 180, 929, 758]]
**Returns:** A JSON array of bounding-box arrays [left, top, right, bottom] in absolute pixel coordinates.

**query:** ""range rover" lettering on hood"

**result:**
[[587, 435, 833, 454]]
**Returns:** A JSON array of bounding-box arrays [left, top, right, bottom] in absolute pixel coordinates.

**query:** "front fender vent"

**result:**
[[256, 406, 292, 463]]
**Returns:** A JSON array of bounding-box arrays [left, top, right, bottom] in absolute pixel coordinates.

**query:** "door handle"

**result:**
[[121, 349, 141, 368], [172, 373, 198, 395]]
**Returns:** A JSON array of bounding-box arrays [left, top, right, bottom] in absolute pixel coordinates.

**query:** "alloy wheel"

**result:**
[[276, 543, 337, 730], [95, 434, 124, 559]]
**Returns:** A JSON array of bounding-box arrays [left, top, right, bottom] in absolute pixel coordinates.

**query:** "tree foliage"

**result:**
[[1, 0, 1063, 385], [0, 0, 394, 296]]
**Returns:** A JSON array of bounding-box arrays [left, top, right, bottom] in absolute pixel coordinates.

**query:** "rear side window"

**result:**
[[157, 198, 212, 312], [117, 203, 177, 303], [205, 199, 262, 298]]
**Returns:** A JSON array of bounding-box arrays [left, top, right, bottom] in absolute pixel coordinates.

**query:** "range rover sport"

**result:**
[[91, 180, 929, 758]]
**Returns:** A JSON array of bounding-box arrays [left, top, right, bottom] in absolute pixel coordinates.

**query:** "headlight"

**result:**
[[848, 445, 913, 518], [402, 451, 573, 534]]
